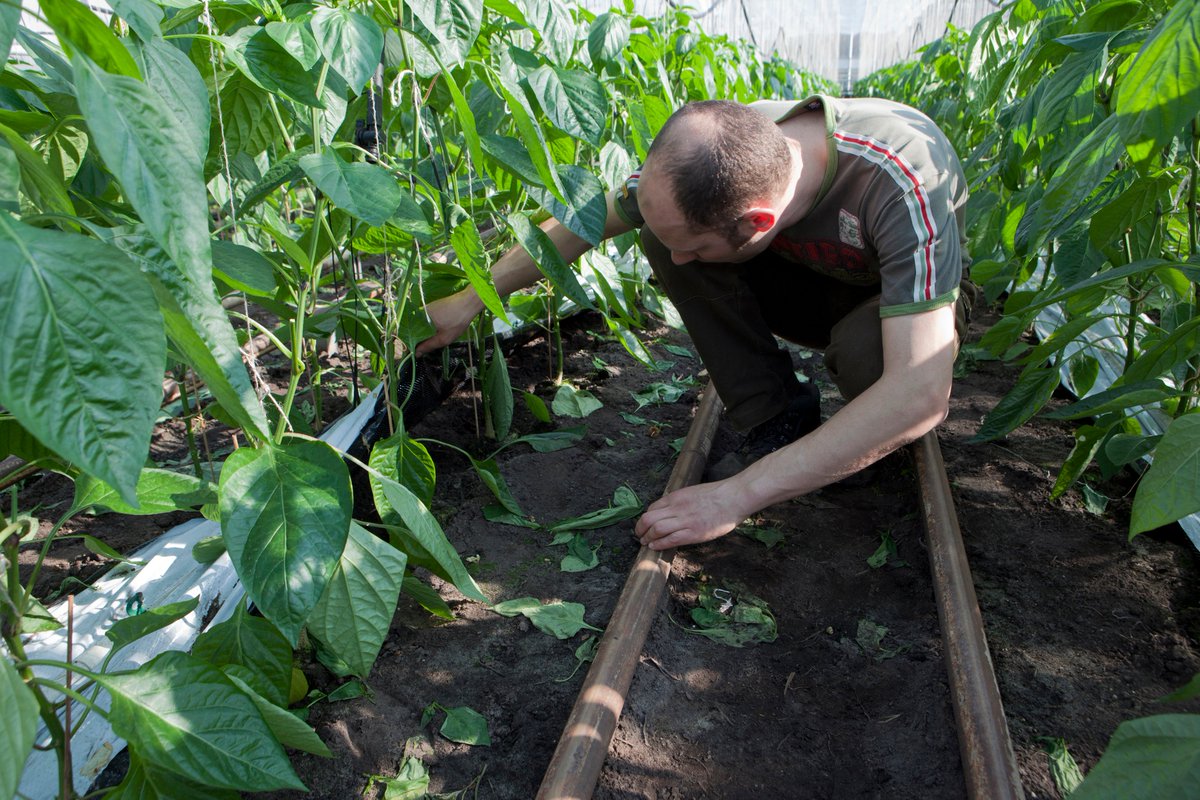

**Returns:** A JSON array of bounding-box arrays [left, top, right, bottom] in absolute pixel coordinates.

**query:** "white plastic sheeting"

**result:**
[[575, 0, 1000, 89]]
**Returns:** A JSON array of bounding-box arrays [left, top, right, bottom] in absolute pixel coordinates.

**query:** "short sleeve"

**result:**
[[613, 170, 645, 228]]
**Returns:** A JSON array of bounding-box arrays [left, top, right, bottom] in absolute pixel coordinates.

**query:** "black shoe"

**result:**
[[706, 383, 821, 481], [741, 382, 822, 460]]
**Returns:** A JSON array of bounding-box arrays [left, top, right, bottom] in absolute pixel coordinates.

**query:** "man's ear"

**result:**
[[745, 207, 776, 232]]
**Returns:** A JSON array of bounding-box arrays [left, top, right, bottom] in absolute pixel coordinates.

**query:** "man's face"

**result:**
[[638, 168, 769, 266]]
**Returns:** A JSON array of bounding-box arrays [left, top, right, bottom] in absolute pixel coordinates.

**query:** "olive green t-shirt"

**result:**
[[614, 95, 970, 317]]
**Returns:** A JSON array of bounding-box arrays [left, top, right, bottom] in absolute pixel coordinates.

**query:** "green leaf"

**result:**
[[588, 12, 630, 65], [1072, 714, 1200, 799], [223, 671, 331, 758], [98, 651, 305, 791], [265, 20, 320, 70], [41, 0, 141, 78], [506, 426, 586, 453], [0, 123, 75, 219], [402, 574, 454, 620], [131, 37, 209, 163], [308, 522, 407, 678], [493, 72, 566, 203], [470, 456, 524, 516], [549, 485, 641, 532], [1161, 673, 1200, 703], [0, 219, 165, 505], [300, 151, 409, 227], [439, 61, 484, 172], [212, 241, 278, 297], [522, 0, 574, 66], [0, 656, 38, 800], [439, 705, 491, 746], [219, 27, 323, 107], [559, 533, 599, 572], [107, 750, 241, 800], [527, 164, 607, 246], [367, 752, 429, 799], [106, 597, 199, 654], [0, 1, 20, 65], [452, 217, 507, 320], [191, 599, 293, 707], [376, 476, 487, 602], [406, 0, 484, 66], [74, 468, 216, 515], [311, 6, 384, 92], [491, 597, 601, 639], [371, 428, 437, 508], [109, 0, 165, 41], [525, 65, 608, 146], [481, 134, 542, 186], [685, 583, 777, 648], [193, 534, 227, 565], [551, 383, 602, 418], [1051, 424, 1107, 501], [971, 367, 1061, 442], [1130, 414, 1200, 535], [1043, 380, 1173, 420], [1104, 432, 1161, 467], [486, 346, 514, 441], [1115, 0, 1200, 168], [523, 391, 551, 423], [219, 441, 352, 645]]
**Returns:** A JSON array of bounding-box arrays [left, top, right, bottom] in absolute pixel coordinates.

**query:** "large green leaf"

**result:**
[[131, 38, 209, 163], [0, 219, 164, 505], [108, 0, 165, 42], [451, 217, 507, 320], [439, 62, 484, 172], [491, 597, 601, 639], [588, 12, 630, 65], [41, 0, 141, 78], [212, 240, 278, 298], [106, 598, 199, 655], [970, 366, 1061, 443], [191, 600, 293, 707], [492, 70, 567, 203], [308, 522, 407, 677], [98, 651, 305, 791], [74, 468, 216, 515], [0, 1, 20, 65], [507, 212, 593, 309], [527, 164, 607, 246], [525, 65, 607, 146], [219, 26, 323, 107], [1072, 714, 1200, 798], [1115, 0, 1200, 168], [222, 671, 331, 758], [299, 150, 408, 227], [105, 229, 270, 442], [219, 441, 352, 645], [311, 6, 383, 92], [106, 750, 241, 800], [406, 0, 483, 67], [1042, 380, 1173, 421], [370, 428, 436, 507], [0, 656, 38, 800], [265, 20, 320, 70], [376, 475, 487, 602], [0, 416, 62, 465], [486, 344, 514, 441], [522, 0, 574, 66], [1130, 414, 1200, 535]]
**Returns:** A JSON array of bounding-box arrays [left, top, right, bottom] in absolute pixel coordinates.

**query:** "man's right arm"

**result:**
[[415, 191, 634, 355]]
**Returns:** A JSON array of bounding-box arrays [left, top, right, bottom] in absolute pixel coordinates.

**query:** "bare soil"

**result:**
[[9, 305, 1200, 800]]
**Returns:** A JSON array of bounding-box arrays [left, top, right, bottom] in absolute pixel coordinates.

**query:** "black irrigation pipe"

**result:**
[[538, 405, 1025, 800]]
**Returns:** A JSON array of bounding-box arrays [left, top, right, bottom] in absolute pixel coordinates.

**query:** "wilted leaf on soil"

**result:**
[[683, 582, 777, 647], [439, 705, 491, 746], [549, 485, 641, 532], [552, 383, 603, 417], [559, 533, 599, 572], [492, 597, 602, 639], [1039, 737, 1084, 797]]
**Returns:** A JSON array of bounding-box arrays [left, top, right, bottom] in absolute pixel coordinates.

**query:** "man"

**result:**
[[416, 96, 971, 552]]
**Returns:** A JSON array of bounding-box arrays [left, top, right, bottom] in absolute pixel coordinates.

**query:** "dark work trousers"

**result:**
[[640, 228, 971, 432]]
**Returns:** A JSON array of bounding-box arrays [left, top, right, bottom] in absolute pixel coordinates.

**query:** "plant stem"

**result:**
[[176, 370, 204, 480]]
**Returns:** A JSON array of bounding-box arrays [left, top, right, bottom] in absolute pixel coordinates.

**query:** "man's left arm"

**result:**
[[634, 304, 957, 550]]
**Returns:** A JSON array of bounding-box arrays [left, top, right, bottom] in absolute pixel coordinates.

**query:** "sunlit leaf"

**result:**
[[192, 599, 293, 707], [311, 6, 384, 92], [1130, 414, 1200, 535], [106, 597, 199, 655], [491, 597, 601, 639]]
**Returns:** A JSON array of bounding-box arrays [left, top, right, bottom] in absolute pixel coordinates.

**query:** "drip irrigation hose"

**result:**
[[912, 430, 1025, 800], [537, 385, 724, 800]]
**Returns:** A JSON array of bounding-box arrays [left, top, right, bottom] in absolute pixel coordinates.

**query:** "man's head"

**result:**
[[639, 101, 794, 263]]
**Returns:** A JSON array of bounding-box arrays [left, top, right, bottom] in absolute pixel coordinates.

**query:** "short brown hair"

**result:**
[[646, 101, 792, 235]]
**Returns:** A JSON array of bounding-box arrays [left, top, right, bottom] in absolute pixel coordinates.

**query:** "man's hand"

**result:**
[[634, 479, 752, 550], [414, 290, 482, 356]]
